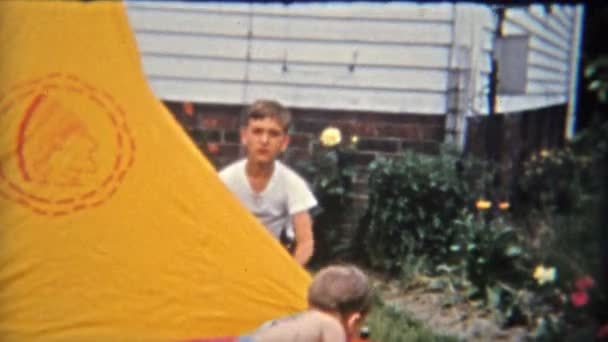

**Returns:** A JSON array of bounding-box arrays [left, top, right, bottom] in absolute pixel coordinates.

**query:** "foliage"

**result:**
[[448, 213, 531, 305], [290, 128, 358, 266], [585, 56, 608, 104], [360, 146, 496, 274], [516, 147, 595, 216], [356, 140, 604, 338]]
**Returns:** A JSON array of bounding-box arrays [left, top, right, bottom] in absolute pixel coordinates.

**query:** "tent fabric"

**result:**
[[0, 1, 310, 341]]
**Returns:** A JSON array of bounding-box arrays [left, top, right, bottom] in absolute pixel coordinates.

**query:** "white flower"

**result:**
[[320, 126, 342, 147], [533, 265, 556, 285]]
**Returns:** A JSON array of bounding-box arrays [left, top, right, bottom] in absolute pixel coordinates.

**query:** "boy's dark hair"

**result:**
[[308, 265, 373, 316], [240, 99, 292, 132]]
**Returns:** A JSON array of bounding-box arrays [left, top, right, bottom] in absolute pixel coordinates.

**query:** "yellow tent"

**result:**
[[0, 1, 310, 341]]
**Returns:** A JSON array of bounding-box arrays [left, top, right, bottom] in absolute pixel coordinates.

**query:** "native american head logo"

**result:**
[[0, 73, 135, 216]]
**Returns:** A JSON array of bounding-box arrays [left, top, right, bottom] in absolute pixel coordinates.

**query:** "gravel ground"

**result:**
[[372, 276, 530, 341]]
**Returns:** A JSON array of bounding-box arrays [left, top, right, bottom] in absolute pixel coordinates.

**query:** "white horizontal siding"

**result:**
[[128, 1, 452, 113], [529, 36, 569, 63], [135, 33, 248, 59], [149, 79, 244, 105], [502, 21, 527, 36], [128, 7, 250, 36], [143, 56, 246, 81], [252, 16, 453, 45], [244, 84, 447, 113], [552, 5, 574, 31], [528, 50, 568, 74], [273, 3, 454, 21], [526, 80, 567, 95], [495, 5, 577, 113], [126, 1, 579, 116], [496, 94, 566, 113], [130, 1, 454, 21], [506, 9, 569, 50], [249, 41, 450, 68], [528, 5, 571, 40], [527, 67, 568, 83], [127, 1, 454, 114], [247, 64, 448, 92]]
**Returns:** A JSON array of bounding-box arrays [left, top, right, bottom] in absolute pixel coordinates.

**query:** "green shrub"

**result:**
[[449, 213, 531, 301], [360, 147, 495, 274], [516, 147, 595, 216], [289, 129, 358, 266]]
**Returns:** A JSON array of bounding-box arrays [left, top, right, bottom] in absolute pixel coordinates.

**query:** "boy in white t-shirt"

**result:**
[[219, 99, 317, 266]]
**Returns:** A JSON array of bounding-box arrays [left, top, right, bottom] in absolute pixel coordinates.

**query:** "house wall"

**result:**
[[127, 2, 582, 226], [126, 1, 455, 115], [126, 2, 582, 145], [496, 4, 581, 114], [165, 101, 445, 171], [165, 100, 446, 232]]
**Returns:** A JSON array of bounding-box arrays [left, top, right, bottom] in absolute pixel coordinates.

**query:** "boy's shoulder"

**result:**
[[253, 310, 345, 341], [218, 159, 246, 178], [274, 160, 307, 182], [310, 310, 347, 340]]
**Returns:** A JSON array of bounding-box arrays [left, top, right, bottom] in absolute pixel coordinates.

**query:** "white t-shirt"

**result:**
[[219, 159, 317, 240]]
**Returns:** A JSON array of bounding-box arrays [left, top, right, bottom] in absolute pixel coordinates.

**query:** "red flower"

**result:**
[[598, 322, 608, 338], [207, 143, 220, 155], [183, 101, 194, 116], [575, 275, 595, 291], [570, 290, 589, 307]]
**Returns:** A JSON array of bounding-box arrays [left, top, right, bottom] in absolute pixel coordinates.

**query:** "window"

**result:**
[[494, 35, 529, 94]]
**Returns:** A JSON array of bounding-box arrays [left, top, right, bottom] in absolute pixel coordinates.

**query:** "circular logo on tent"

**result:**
[[0, 73, 135, 216]]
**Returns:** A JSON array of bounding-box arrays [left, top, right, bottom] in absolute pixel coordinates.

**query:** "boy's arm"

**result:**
[[291, 210, 314, 266]]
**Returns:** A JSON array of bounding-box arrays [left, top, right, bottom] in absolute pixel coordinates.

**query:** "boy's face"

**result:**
[[241, 116, 289, 165]]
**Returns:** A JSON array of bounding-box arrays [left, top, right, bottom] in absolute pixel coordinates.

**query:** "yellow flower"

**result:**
[[475, 199, 492, 210], [540, 149, 550, 158], [533, 265, 556, 285], [320, 126, 342, 147], [498, 201, 510, 210], [351, 135, 359, 145]]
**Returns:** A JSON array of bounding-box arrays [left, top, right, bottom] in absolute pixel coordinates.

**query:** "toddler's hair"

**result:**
[[308, 265, 372, 316]]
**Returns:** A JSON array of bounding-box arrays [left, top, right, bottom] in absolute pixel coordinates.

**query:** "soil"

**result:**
[[372, 276, 531, 341]]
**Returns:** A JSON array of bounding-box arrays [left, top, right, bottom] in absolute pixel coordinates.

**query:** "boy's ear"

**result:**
[[240, 127, 248, 145], [346, 312, 362, 331], [281, 135, 290, 152]]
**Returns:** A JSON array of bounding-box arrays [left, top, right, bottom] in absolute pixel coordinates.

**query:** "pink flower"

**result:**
[[575, 275, 595, 291], [597, 322, 608, 338], [570, 291, 589, 307]]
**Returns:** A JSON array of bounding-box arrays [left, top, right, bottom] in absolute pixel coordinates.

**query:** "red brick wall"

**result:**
[[165, 100, 446, 259], [164, 101, 446, 172]]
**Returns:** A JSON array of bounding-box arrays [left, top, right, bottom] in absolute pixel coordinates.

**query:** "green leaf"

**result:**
[[486, 286, 502, 308], [585, 64, 596, 78], [588, 79, 601, 91], [599, 88, 608, 103], [505, 245, 522, 257]]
